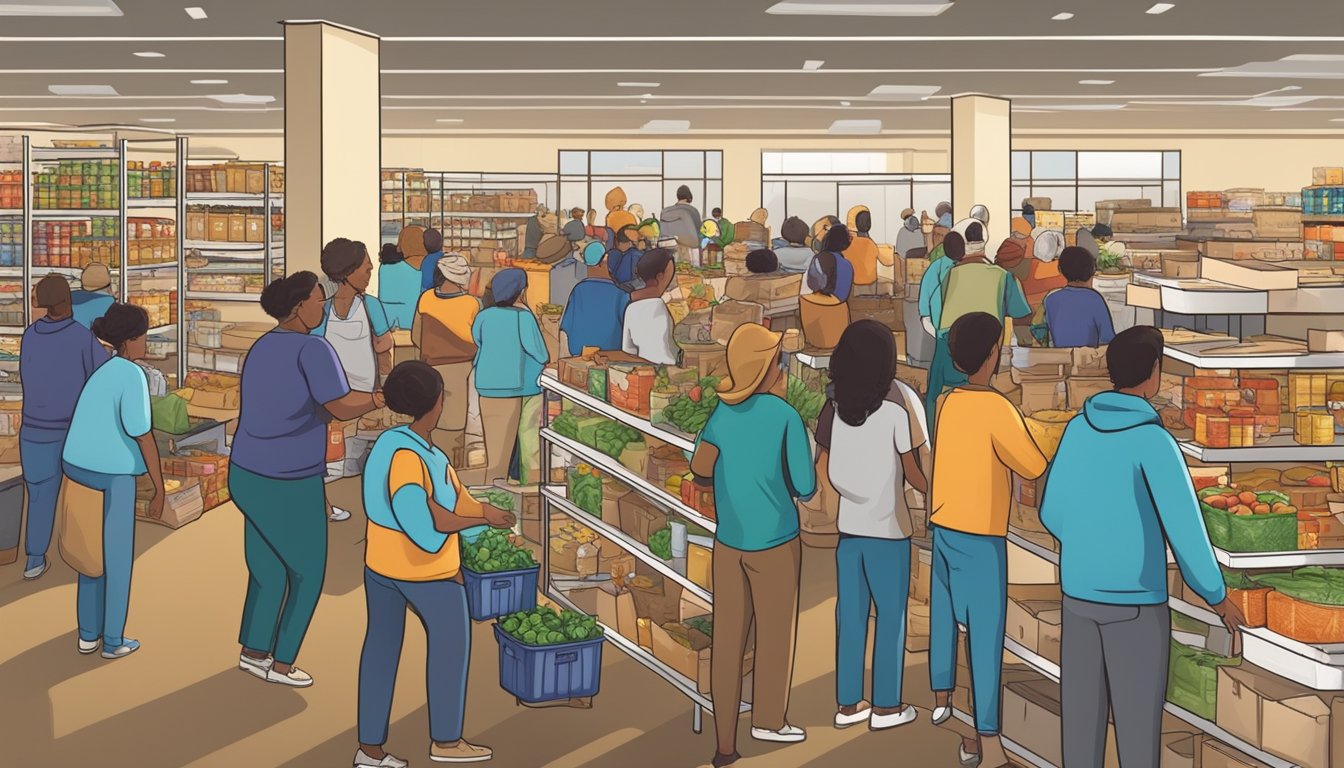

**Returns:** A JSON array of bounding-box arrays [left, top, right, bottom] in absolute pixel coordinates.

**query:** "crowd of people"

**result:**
[[12, 193, 1245, 768]]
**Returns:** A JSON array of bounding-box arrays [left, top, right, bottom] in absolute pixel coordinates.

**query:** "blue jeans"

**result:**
[[928, 526, 1008, 734], [924, 332, 968, 443], [358, 568, 471, 746], [20, 430, 66, 566], [836, 535, 910, 709], [64, 462, 138, 648]]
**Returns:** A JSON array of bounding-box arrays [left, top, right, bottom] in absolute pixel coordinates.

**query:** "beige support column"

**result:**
[[951, 95, 1011, 253], [283, 20, 381, 291]]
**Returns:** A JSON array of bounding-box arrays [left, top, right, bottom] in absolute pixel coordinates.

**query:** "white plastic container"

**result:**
[[1241, 626, 1344, 690]]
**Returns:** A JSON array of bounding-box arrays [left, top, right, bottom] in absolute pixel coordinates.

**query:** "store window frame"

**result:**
[[557, 149, 724, 222], [1011, 149, 1182, 216]]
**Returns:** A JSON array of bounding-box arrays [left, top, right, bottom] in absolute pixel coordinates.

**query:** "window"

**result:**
[[557, 150, 724, 223], [1011, 150, 1182, 214]]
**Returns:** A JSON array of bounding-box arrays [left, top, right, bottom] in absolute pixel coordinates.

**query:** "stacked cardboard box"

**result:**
[[1011, 347, 1071, 415], [908, 545, 932, 652], [1216, 662, 1344, 768]]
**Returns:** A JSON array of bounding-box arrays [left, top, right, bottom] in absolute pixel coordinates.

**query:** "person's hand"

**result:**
[[921, 316, 937, 339], [1213, 598, 1246, 655], [484, 505, 516, 529], [371, 391, 386, 410], [148, 490, 165, 521]]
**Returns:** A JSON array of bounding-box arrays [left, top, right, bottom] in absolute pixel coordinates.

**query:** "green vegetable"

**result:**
[[785, 375, 826, 424], [648, 527, 673, 560], [553, 411, 580, 441], [660, 377, 721, 435], [1254, 567, 1344, 607], [500, 605, 603, 646], [1166, 639, 1238, 721], [461, 528, 536, 573], [567, 466, 604, 517], [1222, 567, 1262, 591], [684, 615, 713, 638]]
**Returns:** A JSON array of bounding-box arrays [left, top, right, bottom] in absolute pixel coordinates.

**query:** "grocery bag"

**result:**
[[151, 393, 191, 434], [57, 476, 105, 578]]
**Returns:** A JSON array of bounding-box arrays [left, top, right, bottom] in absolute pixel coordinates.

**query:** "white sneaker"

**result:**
[[78, 638, 100, 655], [959, 744, 982, 766], [101, 639, 140, 659], [354, 749, 409, 768], [330, 507, 352, 522], [870, 706, 918, 731], [931, 704, 952, 725], [240, 653, 273, 680], [751, 724, 806, 743], [23, 558, 48, 580], [266, 666, 314, 687], [833, 705, 872, 728]]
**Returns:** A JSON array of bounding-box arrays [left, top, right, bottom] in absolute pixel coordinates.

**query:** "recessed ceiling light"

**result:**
[[1282, 85, 1302, 91], [434, 118, 463, 123], [190, 79, 228, 85], [642, 119, 690, 133], [1078, 79, 1114, 85], [208, 93, 274, 104], [803, 60, 824, 71], [1052, 12, 1074, 20], [0, 0, 122, 16], [618, 82, 660, 88], [133, 51, 165, 58], [641, 93, 653, 99], [1146, 3, 1174, 13], [767, 1, 953, 17], [140, 117, 176, 123], [867, 84, 941, 100], [640, 99, 648, 104], [840, 100, 852, 106], [829, 119, 882, 134], [184, 6, 206, 18], [48, 84, 119, 95]]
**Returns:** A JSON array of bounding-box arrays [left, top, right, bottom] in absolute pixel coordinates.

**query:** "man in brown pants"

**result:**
[[690, 323, 817, 768]]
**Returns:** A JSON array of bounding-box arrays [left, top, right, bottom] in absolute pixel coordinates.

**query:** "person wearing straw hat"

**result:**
[[413, 253, 481, 467], [690, 323, 816, 767], [561, 241, 630, 356], [71, 262, 115, 330]]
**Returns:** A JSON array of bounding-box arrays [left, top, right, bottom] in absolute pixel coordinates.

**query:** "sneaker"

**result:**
[[266, 666, 314, 688], [78, 638, 100, 655], [960, 744, 982, 766], [833, 704, 872, 728], [430, 740, 493, 763], [711, 752, 741, 768], [931, 704, 952, 725], [101, 639, 140, 659], [751, 724, 807, 743], [240, 653, 273, 680], [354, 749, 408, 768], [870, 706, 918, 731], [330, 507, 352, 522], [23, 557, 48, 580]]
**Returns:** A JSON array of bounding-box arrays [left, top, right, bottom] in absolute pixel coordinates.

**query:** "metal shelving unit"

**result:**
[[538, 371, 741, 733], [182, 162, 282, 321]]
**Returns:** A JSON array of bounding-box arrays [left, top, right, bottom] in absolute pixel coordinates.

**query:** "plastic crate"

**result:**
[[461, 565, 539, 621], [493, 623, 603, 703]]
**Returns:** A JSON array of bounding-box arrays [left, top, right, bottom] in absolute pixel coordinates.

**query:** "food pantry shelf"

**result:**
[[187, 193, 283, 206], [1162, 704, 1297, 768], [949, 709, 1058, 768], [1004, 636, 1060, 682], [442, 211, 536, 218], [185, 291, 258, 302], [1164, 344, 1344, 370], [1215, 546, 1344, 569], [542, 485, 712, 604], [538, 372, 696, 452], [1178, 433, 1344, 463], [32, 209, 121, 219], [1007, 530, 1060, 565], [540, 428, 716, 534], [126, 198, 176, 210], [1130, 273, 1269, 316], [184, 240, 264, 252]]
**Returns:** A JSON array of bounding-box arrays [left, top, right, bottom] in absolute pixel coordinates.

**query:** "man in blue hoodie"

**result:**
[[1040, 326, 1245, 768], [19, 274, 110, 579]]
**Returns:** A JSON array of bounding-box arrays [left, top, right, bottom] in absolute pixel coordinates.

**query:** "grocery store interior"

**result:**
[[2, 1, 1344, 766]]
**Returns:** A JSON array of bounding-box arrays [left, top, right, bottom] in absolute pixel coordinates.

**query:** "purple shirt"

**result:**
[[231, 329, 351, 480]]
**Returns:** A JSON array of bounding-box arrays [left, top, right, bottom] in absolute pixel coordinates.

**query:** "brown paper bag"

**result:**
[[57, 476, 105, 578]]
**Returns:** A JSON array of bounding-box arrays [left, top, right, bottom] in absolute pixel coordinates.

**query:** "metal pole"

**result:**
[[176, 136, 187, 387]]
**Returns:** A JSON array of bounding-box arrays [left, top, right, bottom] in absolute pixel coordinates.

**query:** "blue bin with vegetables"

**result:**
[[495, 606, 605, 702], [460, 528, 539, 621], [1197, 486, 1297, 553]]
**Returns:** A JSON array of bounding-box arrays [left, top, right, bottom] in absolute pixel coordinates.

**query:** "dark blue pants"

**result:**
[[20, 431, 65, 567], [358, 568, 471, 746]]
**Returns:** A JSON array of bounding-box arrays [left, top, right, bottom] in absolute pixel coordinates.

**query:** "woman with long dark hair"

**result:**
[[808, 223, 856, 301], [815, 319, 929, 732]]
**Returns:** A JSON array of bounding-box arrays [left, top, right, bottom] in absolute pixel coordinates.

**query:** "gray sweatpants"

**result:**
[[1061, 596, 1170, 768]]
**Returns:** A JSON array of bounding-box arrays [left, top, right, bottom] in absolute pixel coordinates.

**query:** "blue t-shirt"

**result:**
[[559, 279, 630, 356], [70, 291, 115, 330], [917, 255, 955, 326], [420, 251, 445, 294], [63, 356, 151, 476], [1044, 286, 1116, 348], [697, 394, 816, 552], [377, 261, 422, 331], [607, 246, 643, 287], [231, 330, 351, 480]]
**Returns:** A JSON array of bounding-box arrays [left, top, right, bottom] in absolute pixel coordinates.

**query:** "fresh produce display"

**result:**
[[1198, 485, 1298, 552], [568, 464, 603, 517], [1254, 567, 1344, 606], [593, 421, 642, 459], [462, 528, 536, 573], [472, 488, 516, 512], [500, 606, 603, 646], [785, 375, 826, 424], [553, 411, 580, 441], [648, 526, 672, 560], [658, 377, 721, 434], [1166, 638, 1238, 721], [1199, 487, 1296, 517]]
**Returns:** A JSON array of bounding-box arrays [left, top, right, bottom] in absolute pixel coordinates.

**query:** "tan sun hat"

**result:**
[[81, 262, 112, 291], [716, 323, 784, 406]]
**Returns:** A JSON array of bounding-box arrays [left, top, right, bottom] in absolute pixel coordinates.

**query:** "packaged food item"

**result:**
[[1295, 409, 1335, 447]]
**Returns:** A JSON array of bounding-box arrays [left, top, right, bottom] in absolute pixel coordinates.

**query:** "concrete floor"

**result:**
[[0, 478, 982, 768]]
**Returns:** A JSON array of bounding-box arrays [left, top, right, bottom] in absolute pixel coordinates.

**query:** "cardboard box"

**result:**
[[189, 386, 239, 410], [1070, 345, 1109, 378], [245, 214, 265, 243], [1161, 733, 1204, 768], [1020, 380, 1067, 416], [185, 211, 207, 241], [1163, 251, 1200, 279], [1308, 329, 1344, 353], [1314, 167, 1344, 186], [1201, 739, 1272, 768], [1011, 347, 1072, 384], [911, 546, 932, 604], [207, 212, 229, 241], [907, 599, 930, 652], [228, 212, 247, 242], [627, 574, 683, 626], [1006, 584, 1063, 663], [220, 322, 270, 351], [680, 342, 728, 377], [1217, 663, 1344, 768], [617, 494, 667, 544], [724, 273, 802, 303], [1200, 258, 1298, 292], [1002, 678, 1065, 768], [1068, 377, 1112, 409], [649, 620, 711, 686]]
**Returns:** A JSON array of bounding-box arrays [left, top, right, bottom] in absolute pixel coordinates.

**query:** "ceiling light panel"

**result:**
[[133, 51, 165, 58], [1202, 55, 1344, 80], [48, 84, 118, 95], [1052, 12, 1074, 20], [803, 60, 824, 71], [0, 0, 121, 15], [767, 1, 953, 17], [190, 79, 228, 85], [184, 6, 206, 19], [868, 84, 941, 100], [617, 82, 659, 87], [829, 119, 882, 134], [140, 117, 175, 122], [642, 119, 689, 133], [1079, 79, 1115, 85], [1146, 3, 1174, 13], [435, 118, 463, 123], [208, 93, 274, 104]]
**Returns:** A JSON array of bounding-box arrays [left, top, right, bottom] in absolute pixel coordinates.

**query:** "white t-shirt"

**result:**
[[325, 294, 377, 393], [817, 380, 927, 539], [622, 298, 679, 365]]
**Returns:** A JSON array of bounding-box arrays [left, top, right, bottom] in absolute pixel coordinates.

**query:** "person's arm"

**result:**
[[783, 409, 817, 502], [411, 307, 424, 351], [889, 403, 928, 494], [302, 337, 379, 421], [690, 413, 719, 486], [1143, 433, 1226, 607], [1094, 295, 1116, 345], [901, 451, 928, 494], [657, 305, 678, 364], [368, 296, 395, 354], [1004, 273, 1033, 320], [521, 312, 550, 365], [120, 367, 164, 518], [990, 399, 1049, 480], [387, 451, 455, 552], [917, 262, 939, 318], [136, 433, 164, 519], [447, 465, 514, 528], [878, 243, 895, 268]]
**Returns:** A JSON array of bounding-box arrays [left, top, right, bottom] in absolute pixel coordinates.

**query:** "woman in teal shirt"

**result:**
[[377, 242, 421, 331], [62, 302, 165, 659], [690, 322, 816, 768]]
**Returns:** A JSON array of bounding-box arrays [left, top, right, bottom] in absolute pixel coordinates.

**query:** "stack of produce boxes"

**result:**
[[1183, 370, 1281, 449], [1289, 371, 1343, 447], [126, 217, 176, 266]]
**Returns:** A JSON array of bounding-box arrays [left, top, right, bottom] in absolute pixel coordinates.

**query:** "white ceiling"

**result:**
[[0, 0, 1342, 135]]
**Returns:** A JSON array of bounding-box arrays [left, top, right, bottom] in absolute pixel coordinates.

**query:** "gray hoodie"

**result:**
[[659, 202, 703, 248]]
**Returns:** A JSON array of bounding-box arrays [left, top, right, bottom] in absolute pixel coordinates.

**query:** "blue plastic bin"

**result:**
[[461, 565, 539, 621], [493, 624, 604, 703]]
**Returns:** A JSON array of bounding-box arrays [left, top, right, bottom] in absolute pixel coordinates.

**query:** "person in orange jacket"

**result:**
[[844, 206, 894, 295]]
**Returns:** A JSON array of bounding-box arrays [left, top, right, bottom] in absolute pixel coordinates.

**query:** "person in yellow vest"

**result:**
[[355, 361, 515, 768], [412, 253, 480, 467]]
